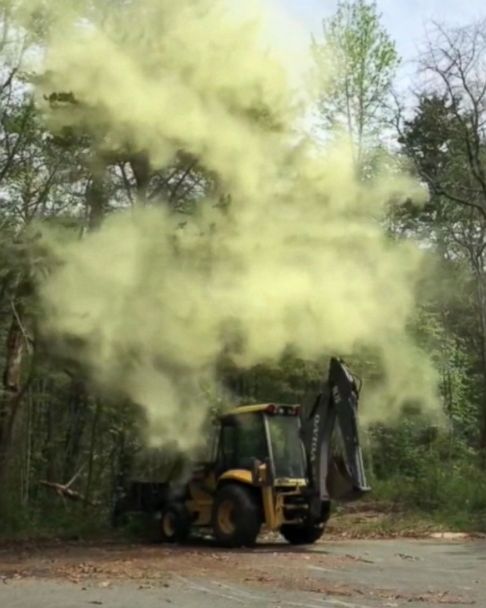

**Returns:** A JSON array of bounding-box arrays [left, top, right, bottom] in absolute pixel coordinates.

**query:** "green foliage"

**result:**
[[220, 350, 325, 406], [368, 413, 486, 531], [1, 3, 486, 540], [0, 503, 112, 541], [312, 0, 400, 162], [372, 458, 486, 532]]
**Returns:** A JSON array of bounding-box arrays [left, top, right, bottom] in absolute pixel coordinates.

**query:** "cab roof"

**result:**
[[221, 403, 298, 418]]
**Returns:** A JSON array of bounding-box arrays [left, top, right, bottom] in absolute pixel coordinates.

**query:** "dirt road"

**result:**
[[0, 538, 484, 607]]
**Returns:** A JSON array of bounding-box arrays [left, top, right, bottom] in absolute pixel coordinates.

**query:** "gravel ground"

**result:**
[[0, 537, 484, 607]]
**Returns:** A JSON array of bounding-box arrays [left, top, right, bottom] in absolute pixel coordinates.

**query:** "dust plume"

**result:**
[[24, 0, 439, 448]]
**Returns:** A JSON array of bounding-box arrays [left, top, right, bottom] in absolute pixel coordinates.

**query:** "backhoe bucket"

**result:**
[[327, 455, 369, 501], [302, 357, 370, 505]]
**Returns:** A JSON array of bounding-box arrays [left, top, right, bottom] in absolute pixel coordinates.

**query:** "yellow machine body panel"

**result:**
[[219, 469, 254, 485], [275, 478, 307, 488], [186, 469, 217, 526], [186, 469, 256, 527], [186, 460, 310, 531]]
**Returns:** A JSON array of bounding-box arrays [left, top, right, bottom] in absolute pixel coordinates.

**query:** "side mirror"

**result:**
[[251, 458, 262, 485], [251, 458, 274, 487]]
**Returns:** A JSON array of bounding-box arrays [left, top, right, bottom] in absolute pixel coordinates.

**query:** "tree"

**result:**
[[412, 21, 486, 219], [312, 0, 399, 168], [0, 0, 241, 526], [398, 19, 486, 453]]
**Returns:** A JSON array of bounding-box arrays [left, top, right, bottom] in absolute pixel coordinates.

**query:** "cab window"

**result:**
[[219, 413, 267, 470]]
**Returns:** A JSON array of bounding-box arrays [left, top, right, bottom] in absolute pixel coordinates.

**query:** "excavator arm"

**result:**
[[302, 357, 370, 518]]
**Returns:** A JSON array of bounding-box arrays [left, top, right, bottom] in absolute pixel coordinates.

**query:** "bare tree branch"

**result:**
[[40, 480, 99, 507]]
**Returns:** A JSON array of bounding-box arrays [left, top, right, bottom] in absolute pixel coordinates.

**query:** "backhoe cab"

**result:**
[[159, 357, 370, 547]]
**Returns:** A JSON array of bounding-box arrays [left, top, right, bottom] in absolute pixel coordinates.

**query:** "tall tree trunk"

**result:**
[[84, 400, 101, 510], [86, 170, 106, 230], [129, 152, 151, 203], [22, 388, 33, 508], [0, 302, 27, 508], [473, 270, 486, 455], [62, 378, 89, 481], [45, 400, 57, 482]]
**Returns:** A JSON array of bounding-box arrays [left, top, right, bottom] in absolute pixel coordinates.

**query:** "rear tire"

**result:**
[[212, 484, 261, 547], [280, 523, 324, 545], [160, 503, 190, 543]]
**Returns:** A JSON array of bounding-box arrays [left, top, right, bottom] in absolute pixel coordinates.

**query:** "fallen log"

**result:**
[[39, 480, 99, 507]]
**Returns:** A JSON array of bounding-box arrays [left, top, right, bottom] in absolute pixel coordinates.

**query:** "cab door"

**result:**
[[216, 413, 268, 474]]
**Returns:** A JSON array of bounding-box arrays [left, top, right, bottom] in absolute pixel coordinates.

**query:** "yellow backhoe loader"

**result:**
[[114, 357, 370, 546]]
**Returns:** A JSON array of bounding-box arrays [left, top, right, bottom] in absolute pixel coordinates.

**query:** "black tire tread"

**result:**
[[160, 503, 190, 543], [212, 484, 261, 547], [280, 523, 324, 545]]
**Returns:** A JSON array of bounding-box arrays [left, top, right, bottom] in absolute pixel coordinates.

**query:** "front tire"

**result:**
[[160, 503, 190, 543], [212, 484, 261, 547], [280, 523, 324, 545]]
